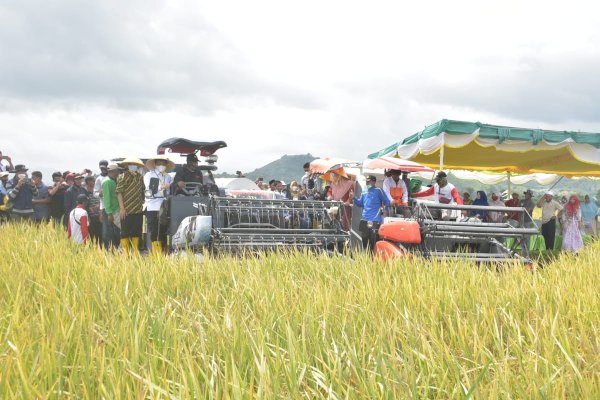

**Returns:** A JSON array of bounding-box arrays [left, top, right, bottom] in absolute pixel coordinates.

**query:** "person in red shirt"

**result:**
[[505, 192, 521, 227], [412, 171, 463, 204], [68, 194, 90, 244]]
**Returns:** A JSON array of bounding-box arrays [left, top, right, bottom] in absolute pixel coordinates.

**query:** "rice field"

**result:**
[[1, 223, 599, 399]]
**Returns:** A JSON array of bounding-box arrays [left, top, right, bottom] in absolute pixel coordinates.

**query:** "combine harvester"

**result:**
[[155, 138, 349, 255], [374, 202, 538, 264], [366, 118, 600, 265]]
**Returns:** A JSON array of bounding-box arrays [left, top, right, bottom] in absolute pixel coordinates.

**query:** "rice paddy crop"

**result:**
[[1, 223, 599, 398]]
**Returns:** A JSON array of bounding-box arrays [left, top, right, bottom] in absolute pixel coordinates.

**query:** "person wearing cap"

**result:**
[[64, 174, 86, 223], [68, 194, 90, 245], [31, 171, 50, 223], [102, 164, 122, 249], [116, 157, 145, 254], [94, 160, 111, 247], [48, 172, 68, 225], [94, 160, 109, 198], [0, 171, 10, 222], [520, 190, 535, 228], [144, 156, 174, 255], [64, 172, 75, 188], [173, 153, 204, 195], [536, 190, 563, 250], [6, 164, 38, 221], [350, 175, 390, 250], [382, 169, 408, 213], [412, 171, 463, 206]]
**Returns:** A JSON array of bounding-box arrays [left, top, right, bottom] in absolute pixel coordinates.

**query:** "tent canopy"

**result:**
[[409, 170, 559, 186], [368, 119, 600, 177]]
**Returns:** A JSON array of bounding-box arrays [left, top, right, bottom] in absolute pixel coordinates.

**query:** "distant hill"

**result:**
[[214, 154, 317, 184]]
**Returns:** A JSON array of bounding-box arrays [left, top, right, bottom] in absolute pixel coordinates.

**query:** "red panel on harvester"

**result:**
[[377, 220, 421, 244], [374, 240, 405, 261]]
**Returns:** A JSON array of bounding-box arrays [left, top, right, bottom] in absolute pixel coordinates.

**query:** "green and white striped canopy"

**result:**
[[368, 119, 600, 177]]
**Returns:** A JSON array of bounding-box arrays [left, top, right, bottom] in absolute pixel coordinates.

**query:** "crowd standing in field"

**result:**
[[0, 149, 599, 254]]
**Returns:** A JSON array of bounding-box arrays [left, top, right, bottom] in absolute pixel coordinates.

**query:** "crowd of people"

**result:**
[[1, 150, 598, 255], [0, 150, 202, 256]]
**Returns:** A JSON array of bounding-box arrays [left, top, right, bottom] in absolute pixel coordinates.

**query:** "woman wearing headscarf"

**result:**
[[327, 172, 355, 231], [561, 195, 584, 252], [471, 190, 489, 220]]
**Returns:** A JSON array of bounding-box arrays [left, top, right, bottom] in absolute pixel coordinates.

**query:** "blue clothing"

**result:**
[[7, 176, 38, 212], [471, 190, 489, 219], [353, 186, 390, 223], [580, 201, 598, 221], [33, 182, 50, 221]]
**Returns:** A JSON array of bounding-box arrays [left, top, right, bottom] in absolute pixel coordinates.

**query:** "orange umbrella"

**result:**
[[363, 156, 434, 173], [309, 157, 356, 174]]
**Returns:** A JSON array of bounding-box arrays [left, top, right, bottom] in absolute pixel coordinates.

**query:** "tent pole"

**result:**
[[507, 172, 512, 197], [439, 136, 445, 171]]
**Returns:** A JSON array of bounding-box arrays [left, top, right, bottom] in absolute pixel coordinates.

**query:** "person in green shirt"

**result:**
[[101, 164, 121, 250]]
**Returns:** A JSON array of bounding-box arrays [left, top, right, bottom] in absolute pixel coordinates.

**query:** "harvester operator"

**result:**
[[383, 169, 408, 215], [173, 154, 204, 196]]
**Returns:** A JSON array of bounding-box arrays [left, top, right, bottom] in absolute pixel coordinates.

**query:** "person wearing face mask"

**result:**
[[412, 171, 463, 220], [488, 192, 506, 223], [144, 156, 175, 255], [94, 160, 111, 247], [349, 175, 390, 251], [116, 158, 146, 254], [173, 153, 204, 195], [64, 174, 87, 223], [412, 171, 463, 205], [6, 164, 38, 221]]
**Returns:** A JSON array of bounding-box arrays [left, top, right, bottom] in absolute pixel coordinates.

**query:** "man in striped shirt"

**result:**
[[116, 157, 145, 254]]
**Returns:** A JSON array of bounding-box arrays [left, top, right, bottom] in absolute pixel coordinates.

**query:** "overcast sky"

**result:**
[[2, 0, 600, 178]]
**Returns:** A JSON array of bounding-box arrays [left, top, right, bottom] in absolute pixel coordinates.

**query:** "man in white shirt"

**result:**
[[488, 192, 506, 223], [536, 190, 563, 250], [383, 170, 408, 205], [383, 169, 408, 216], [94, 160, 110, 248], [144, 156, 174, 255], [412, 171, 463, 219]]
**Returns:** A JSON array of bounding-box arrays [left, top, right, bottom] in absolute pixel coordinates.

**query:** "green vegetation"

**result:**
[[1, 223, 599, 398], [215, 154, 317, 184]]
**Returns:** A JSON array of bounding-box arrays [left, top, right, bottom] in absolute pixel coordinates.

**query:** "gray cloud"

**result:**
[[342, 53, 600, 125], [0, 0, 319, 112], [414, 55, 600, 124]]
